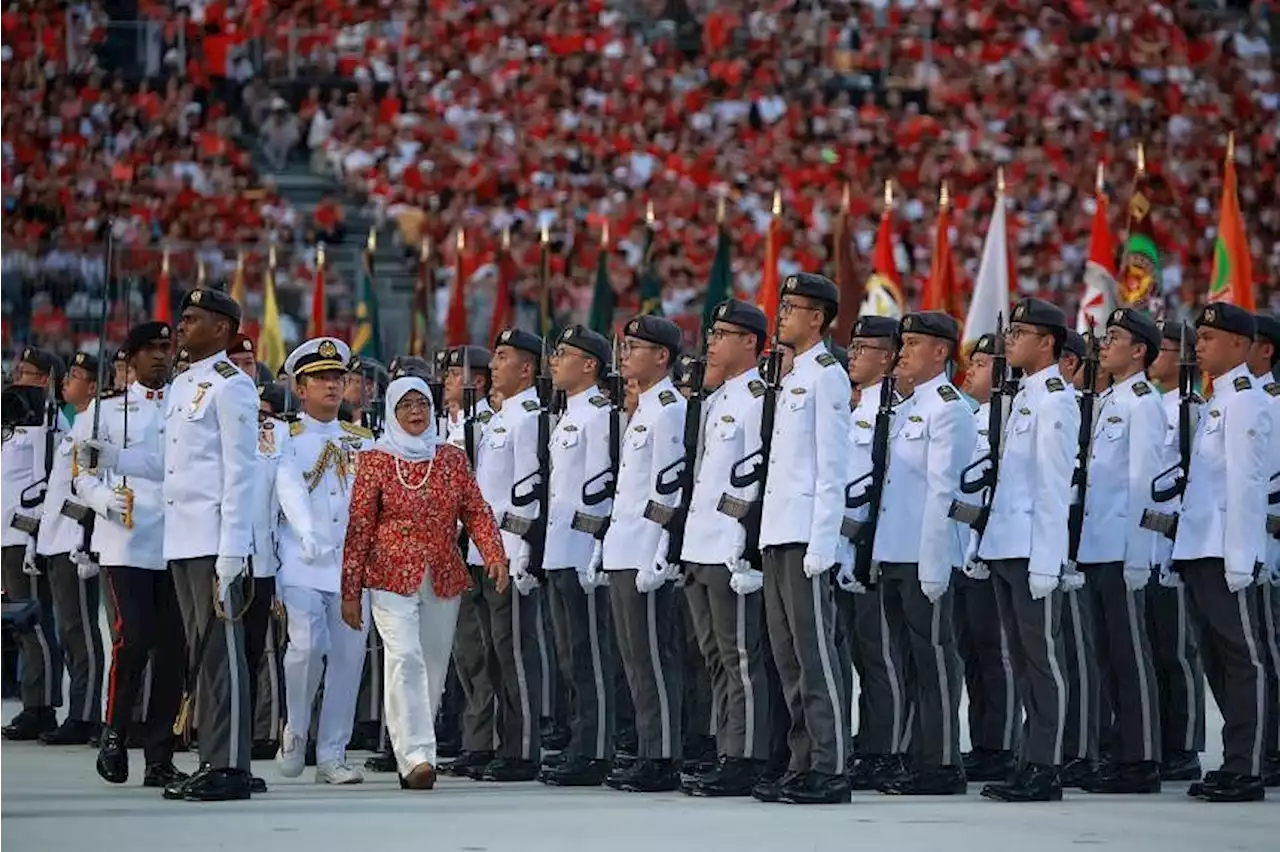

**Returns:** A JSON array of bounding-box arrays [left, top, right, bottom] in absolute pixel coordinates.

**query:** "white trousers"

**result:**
[[370, 573, 461, 774], [280, 583, 370, 765]]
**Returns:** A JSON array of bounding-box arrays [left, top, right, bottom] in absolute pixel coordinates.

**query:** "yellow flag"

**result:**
[[258, 265, 286, 374]]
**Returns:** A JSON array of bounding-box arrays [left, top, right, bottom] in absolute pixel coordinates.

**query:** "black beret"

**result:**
[[1011, 297, 1067, 332], [349, 355, 387, 376], [1062, 330, 1087, 360], [851, 315, 899, 340], [1156, 319, 1195, 347], [558, 324, 610, 366], [19, 347, 63, 377], [972, 333, 998, 356], [900, 311, 960, 343], [69, 351, 100, 376], [1105, 307, 1161, 352], [258, 381, 293, 415], [624, 314, 683, 355], [1196, 301, 1256, 340], [494, 328, 543, 359], [123, 322, 173, 356], [180, 287, 241, 325], [388, 355, 431, 380], [828, 344, 850, 372], [446, 345, 492, 372], [1253, 314, 1280, 349], [709, 299, 767, 339], [782, 272, 839, 305]]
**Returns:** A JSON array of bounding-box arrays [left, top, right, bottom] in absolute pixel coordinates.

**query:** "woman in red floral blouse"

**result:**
[[341, 376, 508, 790]]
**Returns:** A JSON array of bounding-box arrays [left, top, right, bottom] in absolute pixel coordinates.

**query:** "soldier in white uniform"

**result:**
[[34, 351, 105, 746], [755, 272, 852, 805], [83, 288, 260, 801], [1, 347, 66, 741], [1174, 303, 1271, 803], [977, 297, 1080, 803], [1146, 320, 1207, 781], [538, 325, 617, 787], [272, 337, 374, 785], [81, 322, 187, 789], [1075, 308, 1166, 794], [601, 314, 687, 793], [869, 311, 976, 795]]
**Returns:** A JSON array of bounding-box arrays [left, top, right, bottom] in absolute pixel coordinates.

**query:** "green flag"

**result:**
[[1117, 165, 1161, 314], [638, 224, 663, 316], [588, 243, 614, 335], [701, 224, 732, 332], [352, 251, 382, 360]]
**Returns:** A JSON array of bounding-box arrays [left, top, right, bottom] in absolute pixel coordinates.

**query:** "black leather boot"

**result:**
[[880, 764, 968, 795], [2, 707, 57, 741], [1081, 761, 1161, 794], [95, 728, 129, 784], [481, 757, 540, 782], [779, 771, 850, 805], [620, 759, 681, 793], [1189, 771, 1265, 803], [692, 757, 761, 798], [38, 718, 97, 745], [981, 763, 1063, 802], [1160, 750, 1202, 781]]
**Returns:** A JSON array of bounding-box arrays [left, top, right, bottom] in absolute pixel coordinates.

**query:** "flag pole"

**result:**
[[539, 225, 551, 338]]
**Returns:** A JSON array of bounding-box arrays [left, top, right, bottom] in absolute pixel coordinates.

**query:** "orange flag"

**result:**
[[757, 191, 782, 332], [154, 249, 172, 324], [1208, 134, 1255, 311], [921, 183, 959, 318]]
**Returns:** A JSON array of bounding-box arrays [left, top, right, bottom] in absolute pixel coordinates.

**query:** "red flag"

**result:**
[[832, 186, 862, 341], [757, 191, 783, 332], [489, 232, 516, 342], [446, 229, 470, 347], [921, 185, 958, 317], [154, 249, 172, 324], [308, 246, 326, 338], [1208, 135, 1255, 311], [860, 187, 905, 319]]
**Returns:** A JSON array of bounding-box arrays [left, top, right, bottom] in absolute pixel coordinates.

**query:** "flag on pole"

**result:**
[[154, 248, 172, 324], [308, 243, 326, 338], [962, 171, 1013, 350], [859, 181, 904, 319], [1208, 133, 1255, 311], [537, 226, 554, 340], [921, 182, 960, 319], [1076, 162, 1118, 332], [488, 229, 516, 341], [588, 223, 615, 334], [258, 246, 287, 374], [758, 190, 782, 330], [352, 230, 382, 359], [832, 184, 862, 341], [229, 252, 245, 306], [409, 238, 433, 357], [445, 229, 469, 347], [638, 203, 663, 316], [701, 199, 733, 332], [1117, 144, 1161, 312]]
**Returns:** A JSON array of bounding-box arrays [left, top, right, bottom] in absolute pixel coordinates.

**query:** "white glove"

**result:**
[[1123, 564, 1150, 593], [70, 549, 100, 580], [1059, 563, 1086, 593], [1028, 573, 1059, 601], [75, 439, 120, 473], [963, 558, 990, 581], [1225, 571, 1255, 594], [1157, 561, 1181, 588], [300, 533, 322, 563], [215, 556, 248, 603], [635, 566, 666, 594], [104, 490, 130, 523], [21, 540, 39, 576], [802, 552, 831, 579], [577, 541, 608, 591], [835, 562, 867, 594], [511, 552, 539, 595], [724, 525, 747, 572], [729, 568, 763, 596], [920, 579, 949, 604]]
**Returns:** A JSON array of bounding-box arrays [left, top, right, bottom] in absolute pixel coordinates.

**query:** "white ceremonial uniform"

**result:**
[[478, 387, 540, 567], [2, 413, 62, 547], [274, 414, 374, 769], [544, 386, 612, 572], [602, 377, 686, 573], [446, 400, 494, 455], [1151, 389, 1202, 573], [250, 417, 285, 579], [36, 417, 86, 558]]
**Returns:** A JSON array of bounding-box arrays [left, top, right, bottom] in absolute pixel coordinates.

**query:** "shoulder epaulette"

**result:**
[[341, 421, 373, 439], [213, 361, 239, 379], [1132, 381, 1152, 397], [937, 385, 959, 403], [99, 389, 125, 400], [523, 398, 541, 411], [816, 352, 837, 368], [476, 410, 493, 424], [658, 389, 677, 406], [1265, 381, 1280, 397], [1045, 377, 1065, 393], [748, 379, 766, 398], [289, 420, 305, 437], [587, 394, 608, 408], [1233, 375, 1252, 392]]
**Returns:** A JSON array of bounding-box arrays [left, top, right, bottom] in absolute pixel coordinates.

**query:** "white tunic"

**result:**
[[544, 386, 612, 572]]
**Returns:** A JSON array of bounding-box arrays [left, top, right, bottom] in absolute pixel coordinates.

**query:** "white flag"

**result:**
[[1075, 261, 1117, 333], [858, 273, 904, 320], [962, 194, 1011, 349]]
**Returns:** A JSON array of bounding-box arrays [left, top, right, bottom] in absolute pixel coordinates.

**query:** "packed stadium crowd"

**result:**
[[2, 0, 1278, 363]]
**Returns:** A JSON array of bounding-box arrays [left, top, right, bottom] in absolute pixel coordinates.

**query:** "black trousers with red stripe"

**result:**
[[103, 564, 186, 765]]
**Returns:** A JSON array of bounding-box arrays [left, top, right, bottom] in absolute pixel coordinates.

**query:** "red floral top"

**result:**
[[341, 446, 506, 602]]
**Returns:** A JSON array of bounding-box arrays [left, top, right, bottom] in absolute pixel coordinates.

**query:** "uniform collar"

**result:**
[[637, 376, 676, 410], [793, 340, 827, 369], [913, 370, 947, 397], [188, 351, 223, 373], [1214, 361, 1254, 398], [1110, 370, 1146, 393], [722, 366, 758, 393], [505, 385, 538, 409], [1025, 362, 1062, 389], [566, 385, 603, 412], [302, 412, 342, 433], [131, 381, 165, 401]]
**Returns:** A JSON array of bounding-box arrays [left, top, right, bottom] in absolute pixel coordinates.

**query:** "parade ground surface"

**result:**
[[3, 699, 1276, 852]]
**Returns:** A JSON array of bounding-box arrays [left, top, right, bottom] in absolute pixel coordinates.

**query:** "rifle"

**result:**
[[1140, 321, 1195, 540], [644, 342, 706, 565], [1066, 327, 1099, 566], [13, 381, 60, 536], [948, 312, 1011, 544], [716, 335, 783, 566], [359, 359, 387, 437], [842, 373, 896, 588], [428, 350, 447, 435], [501, 339, 554, 581], [572, 336, 623, 541], [1267, 472, 1280, 539], [461, 346, 477, 467]]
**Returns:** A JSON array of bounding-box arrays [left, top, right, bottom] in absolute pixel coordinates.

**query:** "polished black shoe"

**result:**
[[304, 739, 317, 767], [38, 718, 96, 745], [620, 759, 681, 793], [615, 729, 639, 760], [251, 739, 279, 761], [539, 756, 611, 787], [1189, 771, 1265, 803], [880, 764, 968, 796], [250, 775, 268, 794], [604, 757, 639, 790], [1263, 753, 1280, 788], [751, 768, 798, 803], [849, 753, 909, 791], [96, 728, 129, 784], [780, 771, 850, 805], [540, 717, 570, 752], [365, 750, 397, 772], [691, 757, 761, 798], [444, 750, 495, 779], [981, 763, 1063, 802], [2, 707, 57, 741], [481, 757, 540, 782], [177, 767, 253, 802], [962, 747, 1017, 783], [540, 750, 567, 769], [1160, 750, 1202, 782], [682, 734, 717, 774], [436, 722, 462, 760], [347, 721, 381, 752], [1059, 757, 1097, 788], [143, 762, 190, 789], [164, 763, 211, 800], [1081, 761, 1161, 794]]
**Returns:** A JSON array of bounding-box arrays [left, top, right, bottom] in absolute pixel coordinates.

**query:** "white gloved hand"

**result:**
[[724, 525, 747, 572], [70, 549, 100, 580], [802, 552, 831, 579], [1157, 562, 1182, 588], [729, 568, 763, 596], [21, 540, 39, 576], [1225, 571, 1255, 594], [104, 490, 130, 523], [963, 558, 990, 581], [1123, 564, 1150, 593], [920, 579, 949, 604], [635, 566, 666, 594], [1028, 573, 1059, 601], [1059, 563, 1086, 593], [511, 552, 539, 595], [835, 562, 867, 594], [75, 439, 120, 473], [300, 533, 322, 563], [578, 541, 607, 591], [215, 556, 248, 603]]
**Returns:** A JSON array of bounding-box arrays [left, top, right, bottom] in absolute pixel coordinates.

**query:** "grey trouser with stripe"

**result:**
[[1145, 581, 1205, 754], [1061, 586, 1100, 763], [1256, 583, 1280, 757], [988, 559, 1068, 767], [1, 545, 62, 710], [609, 570, 683, 760], [355, 624, 385, 736], [762, 544, 847, 775], [832, 584, 858, 754], [1175, 559, 1268, 777], [534, 593, 560, 727], [681, 598, 716, 745], [246, 576, 281, 743], [459, 564, 545, 761], [545, 569, 615, 760], [455, 564, 500, 753], [852, 583, 912, 755], [1081, 563, 1161, 764], [954, 569, 1020, 754], [169, 556, 252, 772], [46, 553, 105, 722], [683, 563, 771, 760]]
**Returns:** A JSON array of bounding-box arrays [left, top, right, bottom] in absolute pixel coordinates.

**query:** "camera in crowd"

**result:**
[[1, 384, 49, 435]]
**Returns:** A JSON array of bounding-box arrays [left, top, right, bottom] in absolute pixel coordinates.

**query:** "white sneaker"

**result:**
[[316, 759, 365, 785], [276, 731, 306, 778]]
